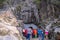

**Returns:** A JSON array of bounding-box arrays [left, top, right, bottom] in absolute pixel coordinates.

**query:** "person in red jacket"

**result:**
[[25, 29, 28, 37], [22, 29, 28, 37]]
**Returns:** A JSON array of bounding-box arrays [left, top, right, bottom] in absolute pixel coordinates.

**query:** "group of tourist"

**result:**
[[22, 26, 49, 40]]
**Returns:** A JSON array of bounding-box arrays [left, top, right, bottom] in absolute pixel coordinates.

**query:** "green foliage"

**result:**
[[0, 0, 5, 8], [51, 0, 60, 5], [53, 22, 60, 26], [34, 0, 41, 4], [33, 0, 41, 9], [0, 0, 5, 4], [16, 6, 21, 11]]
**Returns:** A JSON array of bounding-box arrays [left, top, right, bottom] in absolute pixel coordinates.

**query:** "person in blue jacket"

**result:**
[[37, 26, 44, 40]]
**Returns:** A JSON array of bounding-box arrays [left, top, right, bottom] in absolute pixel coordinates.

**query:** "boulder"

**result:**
[[0, 9, 23, 40], [0, 9, 18, 26]]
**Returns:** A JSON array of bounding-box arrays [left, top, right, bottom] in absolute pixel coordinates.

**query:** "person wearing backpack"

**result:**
[[37, 27, 44, 40], [45, 29, 49, 40], [26, 27, 33, 40]]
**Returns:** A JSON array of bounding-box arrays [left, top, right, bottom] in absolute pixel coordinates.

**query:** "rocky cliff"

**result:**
[[0, 8, 22, 40]]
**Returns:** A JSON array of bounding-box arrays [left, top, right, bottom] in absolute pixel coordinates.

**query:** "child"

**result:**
[[32, 29, 37, 38], [45, 29, 49, 40], [37, 26, 44, 40]]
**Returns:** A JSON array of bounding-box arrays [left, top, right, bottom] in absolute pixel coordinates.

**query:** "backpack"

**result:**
[[23, 29, 28, 37], [25, 29, 28, 35]]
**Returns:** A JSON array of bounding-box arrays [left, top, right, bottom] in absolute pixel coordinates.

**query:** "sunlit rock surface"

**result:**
[[0, 35, 18, 40], [0, 9, 22, 40], [0, 9, 18, 26]]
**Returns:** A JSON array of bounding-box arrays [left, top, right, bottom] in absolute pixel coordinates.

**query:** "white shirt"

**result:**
[[27, 28, 32, 34]]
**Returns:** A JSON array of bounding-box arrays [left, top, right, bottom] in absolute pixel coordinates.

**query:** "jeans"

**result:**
[[38, 34, 44, 40], [26, 34, 30, 40]]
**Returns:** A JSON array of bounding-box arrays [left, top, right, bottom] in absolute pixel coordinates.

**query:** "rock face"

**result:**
[[0, 9, 22, 40], [0, 9, 18, 26], [20, 0, 40, 23], [10, 0, 40, 24]]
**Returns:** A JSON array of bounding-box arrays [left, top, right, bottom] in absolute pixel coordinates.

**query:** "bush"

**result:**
[[0, 0, 5, 8], [0, 0, 5, 4], [51, 0, 60, 5], [33, 0, 41, 4]]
